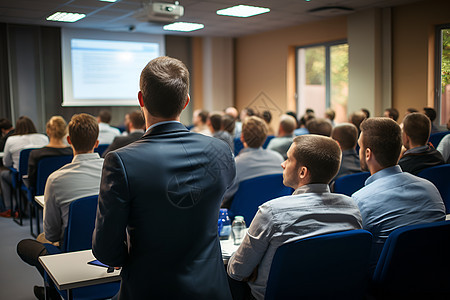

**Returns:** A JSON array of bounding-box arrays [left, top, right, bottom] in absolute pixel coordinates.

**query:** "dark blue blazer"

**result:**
[[93, 122, 236, 299]]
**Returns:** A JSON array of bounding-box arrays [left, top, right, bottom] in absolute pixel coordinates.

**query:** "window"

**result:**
[[435, 25, 450, 125], [296, 41, 348, 123]]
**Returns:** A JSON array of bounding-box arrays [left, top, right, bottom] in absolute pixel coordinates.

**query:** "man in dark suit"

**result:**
[[93, 56, 236, 299], [102, 110, 145, 157]]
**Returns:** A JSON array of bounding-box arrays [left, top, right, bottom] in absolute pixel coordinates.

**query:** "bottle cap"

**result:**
[[235, 216, 244, 222]]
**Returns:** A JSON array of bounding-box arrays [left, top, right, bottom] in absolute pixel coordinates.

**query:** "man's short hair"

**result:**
[[360, 118, 402, 168], [242, 116, 267, 148], [262, 111, 272, 124], [140, 56, 189, 119], [46, 116, 67, 140], [14, 116, 37, 135], [349, 111, 366, 130], [209, 113, 222, 132], [385, 108, 399, 121], [331, 123, 358, 150], [222, 114, 235, 134], [0, 118, 12, 130], [361, 108, 370, 118], [292, 135, 341, 184], [306, 118, 332, 137], [325, 108, 336, 121], [279, 114, 296, 135], [285, 111, 299, 127], [68, 113, 99, 153], [98, 110, 112, 123], [403, 113, 431, 146], [197, 110, 209, 124], [407, 108, 418, 114], [423, 107, 437, 122], [128, 110, 145, 130]]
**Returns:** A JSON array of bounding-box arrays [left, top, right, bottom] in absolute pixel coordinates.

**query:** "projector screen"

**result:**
[[61, 28, 165, 106]]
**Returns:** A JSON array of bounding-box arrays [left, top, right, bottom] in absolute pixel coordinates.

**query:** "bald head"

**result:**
[[225, 107, 239, 120], [279, 114, 296, 136]]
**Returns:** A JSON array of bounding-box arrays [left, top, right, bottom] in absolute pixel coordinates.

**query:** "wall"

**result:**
[[392, 0, 450, 123], [234, 16, 347, 126]]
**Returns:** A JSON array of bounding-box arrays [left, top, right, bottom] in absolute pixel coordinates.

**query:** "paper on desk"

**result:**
[[220, 239, 240, 259]]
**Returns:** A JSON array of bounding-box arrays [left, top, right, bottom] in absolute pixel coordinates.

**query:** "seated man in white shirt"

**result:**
[[17, 113, 104, 300], [227, 135, 363, 300], [97, 109, 121, 144], [222, 116, 284, 208]]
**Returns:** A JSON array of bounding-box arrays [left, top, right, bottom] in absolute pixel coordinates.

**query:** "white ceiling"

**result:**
[[0, 0, 421, 37]]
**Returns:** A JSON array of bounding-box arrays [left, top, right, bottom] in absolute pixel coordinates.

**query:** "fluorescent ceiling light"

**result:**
[[216, 5, 270, 18], [163, 22, 204, 32], [46, 12, 86, 22], [99, 0, 118, 2]]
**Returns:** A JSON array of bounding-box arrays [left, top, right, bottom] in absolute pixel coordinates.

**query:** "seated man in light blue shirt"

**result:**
[[222, 116, 284, 208], [228, 135, 362, 300], [352, 117, 445, 272]]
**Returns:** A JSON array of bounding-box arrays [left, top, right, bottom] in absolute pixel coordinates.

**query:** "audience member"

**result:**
[[191, 109, 211, 136], [0, 116, 48, 215], [325, 108, 336, 127], [349, 111, 366, 135], [285, 111, 298, 126], [208, 112, 234, 151], [398, 113, 444, 175], [361, 108, 370, 119], [240, 107, 255, 122], [383, 108, 399, 122], [352, 118, 445, 272], [97, 109, 121, 144], [102, 110, 145, 157], [261, 110, 275, 136], [17, 113, 104, 300], [306, 118, 332, 137], [225, 106, 241, 138], [331, 123, 361, 180], [27, 116, 73, 189], [406, 107, 418, 115], [0, 118, 15, 151], [423, 107, 440, 134], [267, 114, 296, 159], [294, 113, 313, 136], [93, 56, 235, 299], [222, 116, 284, 208], [222, 114, 236, 136], [227, 135, 362, 300], [437, 118, 450, 163]]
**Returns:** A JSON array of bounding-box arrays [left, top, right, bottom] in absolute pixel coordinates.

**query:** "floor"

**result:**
[[0, 214, 44, 300]]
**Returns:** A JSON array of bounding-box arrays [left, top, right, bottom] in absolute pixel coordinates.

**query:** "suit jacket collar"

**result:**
[[143, 122, 189, 137]]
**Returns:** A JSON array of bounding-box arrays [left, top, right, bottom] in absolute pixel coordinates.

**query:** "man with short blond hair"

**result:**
[[228, 135, 362, 299]]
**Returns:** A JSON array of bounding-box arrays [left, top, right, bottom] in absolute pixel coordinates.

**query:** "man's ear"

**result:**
[[183, 94, 190, 110], [298, 166, 308, 180], [94, 139, 99, 149], [365, 147, 373, 162], [138, 91, 144, 108], [67, 135, 72, 145]]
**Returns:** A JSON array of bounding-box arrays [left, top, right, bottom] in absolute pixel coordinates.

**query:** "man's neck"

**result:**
[[145, 116, 179, 130]]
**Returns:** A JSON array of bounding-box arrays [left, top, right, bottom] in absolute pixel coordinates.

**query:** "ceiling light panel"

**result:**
[[46, 12, 86, 22], [163, 22, 205, 32], [216, 5, 270, 18]]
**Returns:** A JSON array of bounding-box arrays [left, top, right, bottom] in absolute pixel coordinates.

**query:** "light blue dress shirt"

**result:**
[[352, 165, 445, 269]]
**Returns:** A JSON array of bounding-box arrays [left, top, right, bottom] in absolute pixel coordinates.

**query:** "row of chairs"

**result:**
[[333, 164, 450, 213], [265, 220, 450, 299], [233, 135, 274, 157]]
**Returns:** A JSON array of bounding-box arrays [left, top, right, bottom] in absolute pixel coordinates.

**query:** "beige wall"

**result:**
[[235, 16, 347, 125], [392, 0, 450, 123]]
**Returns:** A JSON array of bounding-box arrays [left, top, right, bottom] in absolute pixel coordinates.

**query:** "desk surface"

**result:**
[[39, 250, 121, 291], [35, 195, 44, 208]]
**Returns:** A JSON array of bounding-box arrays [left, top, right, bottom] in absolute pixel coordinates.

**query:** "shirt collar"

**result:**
[[146, 121, 181, 133], [365, 165, 402, 186], [72, 152, 101, 163], [293, 183, 330, 195], [342, 148, 358, 155]]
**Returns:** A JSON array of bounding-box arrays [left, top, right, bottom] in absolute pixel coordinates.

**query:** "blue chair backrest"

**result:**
[[429, 131, 450, 148], [63, 195, 99, 253], [372, 221, 450, 297], [233, 137, 243, 156], [95, 144, 109, 157], [19, 148, 39, 177], [229, 174, 293, 224], [333, 171, 370, 196], [35, 155, 73, 195], [417, 164, 450, 213], [262, 135, 275, 149], [265, 229, 373, 300]]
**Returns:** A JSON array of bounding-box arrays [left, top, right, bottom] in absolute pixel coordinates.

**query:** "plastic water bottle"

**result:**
[[232, 216, 246, 245], [218, 209, 231, 240]]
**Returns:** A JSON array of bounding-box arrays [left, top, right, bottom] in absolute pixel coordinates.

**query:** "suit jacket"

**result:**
[[102, 130, 144, 157], [93, 122, 236, 299]]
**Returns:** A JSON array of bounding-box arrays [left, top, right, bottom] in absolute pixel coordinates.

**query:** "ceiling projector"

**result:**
[[140, 2, 184, 22]]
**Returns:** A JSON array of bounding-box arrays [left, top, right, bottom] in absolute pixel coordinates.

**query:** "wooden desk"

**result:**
[[35, 195, 44, 208], [39, 250, 120, 299]]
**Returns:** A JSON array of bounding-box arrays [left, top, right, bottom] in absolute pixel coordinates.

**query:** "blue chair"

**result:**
[[428, 131, 450, 148], [44, 195, 120, 299], [229, 174, 293, 224], [417, 164, 450, 213], [372, 221, 450, 298], [265, 229, 373, 300], [262, 135, 275, 149], [333, 172, 370, 196], [29, 155, 73, 237], [94, 144, 109, 157], [233, 137, 243, 156]]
